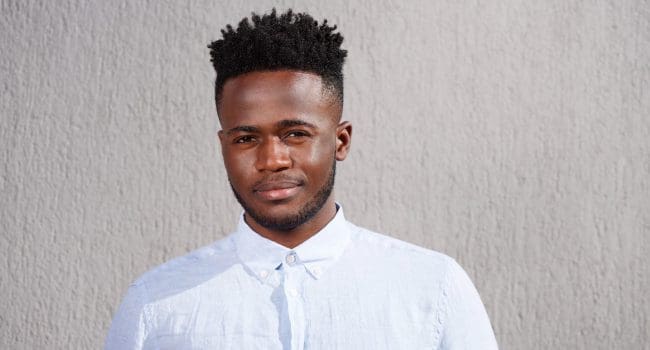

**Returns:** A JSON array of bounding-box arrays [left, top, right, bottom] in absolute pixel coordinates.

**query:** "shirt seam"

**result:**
[[434, 257, 454, 348], [139, 279, 159, 350]]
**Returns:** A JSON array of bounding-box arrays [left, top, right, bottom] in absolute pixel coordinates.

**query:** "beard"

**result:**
[[230, 161, 336, 232]]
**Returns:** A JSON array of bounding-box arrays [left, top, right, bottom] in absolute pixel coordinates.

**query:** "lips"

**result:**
[[253, 179, 303, 201]]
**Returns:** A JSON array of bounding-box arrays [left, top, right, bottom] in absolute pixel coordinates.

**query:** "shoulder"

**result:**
[[131, 234, 238, 301], [347, 222, 455, 266], [344, 222, 461, 285]]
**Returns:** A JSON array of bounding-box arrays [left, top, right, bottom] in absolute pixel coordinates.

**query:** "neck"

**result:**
[[244, 198, 338, 248]]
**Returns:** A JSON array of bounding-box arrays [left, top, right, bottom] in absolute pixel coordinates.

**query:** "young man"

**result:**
[[105, 9, 498, 349]]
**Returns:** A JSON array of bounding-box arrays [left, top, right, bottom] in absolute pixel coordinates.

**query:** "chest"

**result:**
[[147, 271, 442, 349]]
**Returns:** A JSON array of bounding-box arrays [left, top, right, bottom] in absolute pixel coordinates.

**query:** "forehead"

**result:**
[[217, 70, 340, 128]]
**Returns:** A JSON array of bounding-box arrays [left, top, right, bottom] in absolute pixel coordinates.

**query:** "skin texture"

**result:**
[[218, 70, 352, 248]]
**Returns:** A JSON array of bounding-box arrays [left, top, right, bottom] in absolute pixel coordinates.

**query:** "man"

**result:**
[[105, 9, 498, 349]]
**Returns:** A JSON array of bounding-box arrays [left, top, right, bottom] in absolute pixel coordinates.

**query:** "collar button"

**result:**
[[285, 252, 297, 265]]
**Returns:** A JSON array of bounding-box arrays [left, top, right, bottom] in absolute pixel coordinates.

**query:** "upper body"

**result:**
[[105, 207, 498, 349], [106, 9, 498, 349]]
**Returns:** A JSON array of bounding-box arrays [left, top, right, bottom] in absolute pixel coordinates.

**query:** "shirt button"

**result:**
[[286, 253, 297, 264], [259, 270, 268, 278], [287, 288, 299, 297], [311, 267, 321, 276]]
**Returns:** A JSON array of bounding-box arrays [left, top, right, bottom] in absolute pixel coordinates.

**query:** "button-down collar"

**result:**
[[232, 206, 351, 282]]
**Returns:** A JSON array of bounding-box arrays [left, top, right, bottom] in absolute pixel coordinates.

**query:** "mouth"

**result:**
[[253, 180, 303, 201]]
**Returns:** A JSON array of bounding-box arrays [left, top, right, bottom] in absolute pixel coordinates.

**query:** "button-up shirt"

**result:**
[[105, 207, 498, 349]]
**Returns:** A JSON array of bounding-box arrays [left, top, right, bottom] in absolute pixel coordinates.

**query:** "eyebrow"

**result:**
[[224, 119, 317, 135], [224, 125, 259, 135], [276, 119, 317, 129]]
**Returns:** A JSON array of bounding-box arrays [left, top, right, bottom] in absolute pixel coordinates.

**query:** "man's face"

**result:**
[[218, 70, 351, 232]]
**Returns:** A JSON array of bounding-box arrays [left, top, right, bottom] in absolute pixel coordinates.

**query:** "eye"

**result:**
[[285, 130, 310, 138], [234, 135, 256, 144]]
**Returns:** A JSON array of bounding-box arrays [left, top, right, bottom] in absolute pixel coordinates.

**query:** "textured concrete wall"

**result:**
[[1, 1, 648, 349]]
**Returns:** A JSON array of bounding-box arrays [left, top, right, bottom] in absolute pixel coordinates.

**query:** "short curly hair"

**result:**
[[208, 9, 347, 107]]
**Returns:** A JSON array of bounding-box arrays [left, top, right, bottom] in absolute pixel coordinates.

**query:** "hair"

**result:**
[[208, 9, 347, 107]]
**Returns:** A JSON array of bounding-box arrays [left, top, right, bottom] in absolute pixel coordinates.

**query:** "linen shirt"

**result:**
[[105, 208, 498, 349]]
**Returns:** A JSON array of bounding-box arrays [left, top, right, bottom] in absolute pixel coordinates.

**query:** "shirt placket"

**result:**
[[282, 251, 305, 350]]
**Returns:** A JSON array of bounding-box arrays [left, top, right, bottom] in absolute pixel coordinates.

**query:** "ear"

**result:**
[[335, 121, 352, 161], [217, 129, 227, 150]]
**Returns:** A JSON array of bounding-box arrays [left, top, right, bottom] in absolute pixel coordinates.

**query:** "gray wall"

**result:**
[[1, 1, 648, 349]]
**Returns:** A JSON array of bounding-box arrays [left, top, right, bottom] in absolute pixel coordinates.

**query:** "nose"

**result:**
[[255, 137, 292, 172]]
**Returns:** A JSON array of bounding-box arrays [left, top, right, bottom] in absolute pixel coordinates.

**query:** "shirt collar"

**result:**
[[232, 205, 351, 281]]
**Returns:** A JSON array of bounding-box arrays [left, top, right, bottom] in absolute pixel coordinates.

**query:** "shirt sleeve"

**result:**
[[439, 259, 499, 350], [104, 281, 150, 350]]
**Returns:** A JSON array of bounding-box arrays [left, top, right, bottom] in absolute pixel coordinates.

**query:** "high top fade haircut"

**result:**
[[208, 9, 347, 110]]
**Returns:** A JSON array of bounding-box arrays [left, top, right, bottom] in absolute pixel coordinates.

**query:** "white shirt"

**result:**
[[105, 207, 498, 349]]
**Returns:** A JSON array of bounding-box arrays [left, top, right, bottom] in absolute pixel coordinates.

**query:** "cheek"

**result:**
[[222, 150, 252, 180], [301, 137, 336, 168]]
